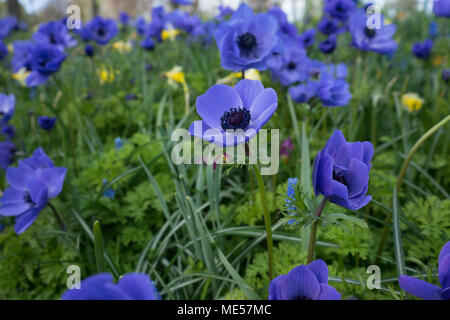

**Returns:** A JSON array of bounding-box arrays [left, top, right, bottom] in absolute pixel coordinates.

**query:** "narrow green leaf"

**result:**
[[217, 249, 261, 300], [93, 221, 105, 273], [392, 187, 406, 277]]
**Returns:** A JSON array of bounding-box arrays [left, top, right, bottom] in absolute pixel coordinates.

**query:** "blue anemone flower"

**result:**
[[319, 34, 337, 54], [12, 40, 35, 72], [85, 44, 94, 57], [0, 40, 7, 60], [349, 9, 397, 55], [0, 94, 15, 127], [38, 116, 57, 131], [297, 29, 316, 48], [314, 72, 352, 107], [141, 37, 155, 51], [62, 273, 161, 300], [312, 129, 373, 211], [428, 21, 438, 38], [119, 12, 130, 25], [33, 20, 77, 51], [0, 16, 18, 39], [0, 140, 16, 171], [289, 82, 318, 103], [26, 44, 67, 87], [83, 16, 118, 45], [172, 0, 193, 5], [0, 148, 67, 234], [214, 4, 278, 71], [1, 124, 16, 139], [433, 0, 450, 17], [399, 241, 450, 300], [412, 39, 433, 60], [442, 69, 450, 83], [324, 0, 356, 21], [189, 79, 278, 147], [135, 16, 147, 36], [270, 42, 310, 86], [269, 260, 341, 300], [317, 18, 340, 35]]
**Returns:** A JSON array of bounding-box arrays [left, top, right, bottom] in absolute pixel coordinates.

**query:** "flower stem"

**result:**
[[307, 198, 327, 264], [47, 202, 65, 231], [252, 165, 274, 281], [375, 114, 450, 263]]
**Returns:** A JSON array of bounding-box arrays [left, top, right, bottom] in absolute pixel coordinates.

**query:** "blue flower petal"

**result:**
[[398, 275, 442, 300], [196, 84, 243, 129], [281, 265, 321, 300], [234, 79, 264, 110], [439, 241, 450, 264], [316, 283, 341, 300], [117, 273, 161, 300], [307, 259, 329, 284]]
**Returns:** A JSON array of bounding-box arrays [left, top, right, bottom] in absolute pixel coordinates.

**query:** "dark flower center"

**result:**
[[237, 32, 257, 57], [49, 33, 57, 44], [364, 26, 376, 38], [336, 3, 345, 12], [220, 107, 251, 131], [37, 58, 47, 68], [23, 192, 36, 207], [287, 62, 296, 70], [97, 27, 106, 37], [333, 169, 348, 186]]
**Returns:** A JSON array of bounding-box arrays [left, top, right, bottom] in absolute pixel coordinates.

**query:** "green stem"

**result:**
[[375, 114, 450, 263], [307, 198, 327, 264], [252, 165, 274, 281], [47, 202, 65, 231], [396, 114, 450, 190]]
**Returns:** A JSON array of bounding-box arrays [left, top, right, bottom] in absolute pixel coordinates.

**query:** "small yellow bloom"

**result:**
[[433, 55, 444, 67], [401, 93, 424, 112], [97, 68, 118, 85], [164, 66, 190, 115], [161, 28, 180, 42], [165, 66, 186, 86], [242, 69, 261, 81], [217, 69, 262, 85], [112, 41, 132, 53], [12, 68, 30, 86]]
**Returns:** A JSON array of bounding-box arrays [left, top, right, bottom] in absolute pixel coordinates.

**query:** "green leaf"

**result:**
[[392, 187, 406, 277], [93, 221, 105, 273]]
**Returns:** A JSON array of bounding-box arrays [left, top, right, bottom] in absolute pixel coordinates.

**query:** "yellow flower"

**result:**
[[242, 69, 261, 81], [12, 68, 30, 86], [112, 41, 132, 53], [165, 66, 186, 86], [401, 93, 424, 112], [433, 55, 444, 67], [161, 28, 180, 42], [217, 69, 262, 84], [97, 68, 118, 85], [164, 66, 190, 115]]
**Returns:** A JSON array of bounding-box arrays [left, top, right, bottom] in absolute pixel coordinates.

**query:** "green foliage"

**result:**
[[401, 196, 450, 262]]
